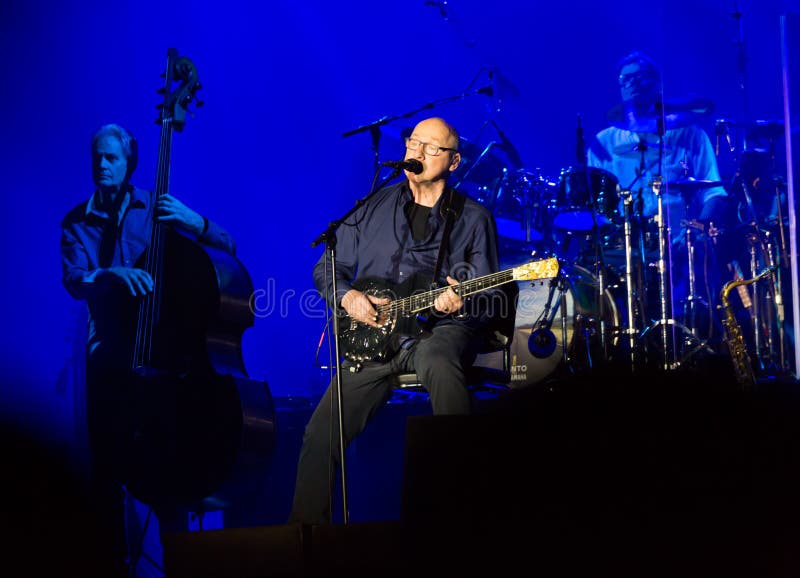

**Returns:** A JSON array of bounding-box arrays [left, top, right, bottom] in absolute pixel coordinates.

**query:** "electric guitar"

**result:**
[[339, 257, 560, 365]]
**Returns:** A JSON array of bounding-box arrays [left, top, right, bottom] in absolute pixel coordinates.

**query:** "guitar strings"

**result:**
[[369, 259, 558, 321], [374, 269, 517, 317]]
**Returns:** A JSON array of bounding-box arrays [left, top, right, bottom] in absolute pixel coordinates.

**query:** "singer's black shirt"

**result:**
[[313, 180, 500, 333]]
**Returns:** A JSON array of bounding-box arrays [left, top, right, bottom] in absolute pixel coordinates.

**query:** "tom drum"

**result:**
[[554, 165, 621, 232]]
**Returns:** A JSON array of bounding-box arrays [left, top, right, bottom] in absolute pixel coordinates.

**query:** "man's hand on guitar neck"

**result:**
[[433, 276, 464, 316], [341, 290, 390, 327]]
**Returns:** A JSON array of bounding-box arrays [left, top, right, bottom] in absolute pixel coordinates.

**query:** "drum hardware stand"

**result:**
[[652, 176, 674, 369], [595, 251, 609, 363], [679, 215, 717, 365], [638, 176, 681, 370], [619, 188, 640, 371], [528, 267, 572, 375], [584, 178, 611, 365], [557, 269, 571, 370], [574, 113, 610, 363], [679, 205, 711, 342], [748, 229, 786, 373], [640, 179, 712, 370], [759, 145, 789, 373], [762, 234, 778, 367], [747, 234, 766, 370]]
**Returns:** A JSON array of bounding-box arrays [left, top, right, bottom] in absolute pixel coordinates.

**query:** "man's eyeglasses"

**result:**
[[618, 71, 656, 87], [405, 137, 457, 157]]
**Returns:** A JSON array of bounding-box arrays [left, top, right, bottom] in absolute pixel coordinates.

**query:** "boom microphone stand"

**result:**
[[342, 77, 494, 170], [310, 166, 404, 524]]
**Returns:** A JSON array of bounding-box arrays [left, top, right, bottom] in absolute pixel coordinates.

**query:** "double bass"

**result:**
[[118, 48, 274, 511]]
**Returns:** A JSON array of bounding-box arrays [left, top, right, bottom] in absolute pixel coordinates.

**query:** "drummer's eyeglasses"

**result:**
[[405, 137, 458, 157], [618, 71, 656, 87]]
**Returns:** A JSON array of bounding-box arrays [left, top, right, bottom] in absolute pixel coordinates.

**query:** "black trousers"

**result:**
[[288, 323, 478, 524]]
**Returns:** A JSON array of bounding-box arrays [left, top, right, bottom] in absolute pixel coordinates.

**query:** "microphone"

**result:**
[[382, 159, 423, 174], [528, 326, 557, 359]]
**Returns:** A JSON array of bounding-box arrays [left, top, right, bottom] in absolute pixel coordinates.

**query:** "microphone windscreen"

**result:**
[[405, 159, 423, 174], [528, 328, 557, 359]]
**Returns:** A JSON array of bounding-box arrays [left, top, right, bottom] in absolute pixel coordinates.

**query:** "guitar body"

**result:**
[[340, 274, 433, 364], [339, 258, 560, 365]]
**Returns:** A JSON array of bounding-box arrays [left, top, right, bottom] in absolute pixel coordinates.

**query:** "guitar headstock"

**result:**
[[155, 48, 202, 132], [512, 257, 560, 281]]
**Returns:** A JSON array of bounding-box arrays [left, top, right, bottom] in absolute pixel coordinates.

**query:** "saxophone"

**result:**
[[719, 267, 775, 388]]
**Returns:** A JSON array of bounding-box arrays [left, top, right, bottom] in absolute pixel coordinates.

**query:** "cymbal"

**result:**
[[747, 119, 800, 140], [666, 177, 723, 189], [612, 140, 673, 157], [607, 97, 714, 132], [716, 118, 800, 145]]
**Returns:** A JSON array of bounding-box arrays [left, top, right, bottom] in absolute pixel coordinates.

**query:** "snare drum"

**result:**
[[508, 264, 621, 388], [554, 165, 621, 232]]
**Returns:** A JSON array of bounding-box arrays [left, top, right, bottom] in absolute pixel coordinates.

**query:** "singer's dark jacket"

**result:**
[[313, 180, 502, 340]]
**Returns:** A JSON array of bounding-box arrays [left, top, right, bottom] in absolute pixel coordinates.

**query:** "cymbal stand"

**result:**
[[764, 140, 788, 372], [558, 269, 571, 369], [640, 176, 678, 370], [749, 229, 785, 372], [771, 220, 788, 373], [744, 235, 765, 370], [762, 233, 779, 368], [654, 177, 675, 368], [584, 175, 610, 363], [619, 188, 639, 371], [595, 240, 609, 362], [680, 203, 709, 339]]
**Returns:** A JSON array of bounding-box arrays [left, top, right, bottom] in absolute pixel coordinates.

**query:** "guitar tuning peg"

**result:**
[[156, 87, 166, 95], [195, 99, 205, 108]]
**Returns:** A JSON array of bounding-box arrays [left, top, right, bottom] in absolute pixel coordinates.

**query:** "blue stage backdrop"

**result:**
[[0, 0, 797, 451]]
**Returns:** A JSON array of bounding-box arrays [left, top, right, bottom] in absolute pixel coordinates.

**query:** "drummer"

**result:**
[[585, 50, 729, 337], [586, 50, 727, 243]]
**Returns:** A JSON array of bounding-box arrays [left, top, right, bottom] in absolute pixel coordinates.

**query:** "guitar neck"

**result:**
[[394, 269, 516, 316]]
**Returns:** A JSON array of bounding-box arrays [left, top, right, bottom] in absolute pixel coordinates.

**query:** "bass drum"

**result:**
[[509, 264, 620, 388]]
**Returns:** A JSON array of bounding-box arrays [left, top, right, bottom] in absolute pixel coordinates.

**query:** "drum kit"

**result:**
[[341, 67, 794, 388], [459, 107, 794, 389]]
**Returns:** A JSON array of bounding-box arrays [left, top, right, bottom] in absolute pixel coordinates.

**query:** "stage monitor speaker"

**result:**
[[162, 523, 305, 578]]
